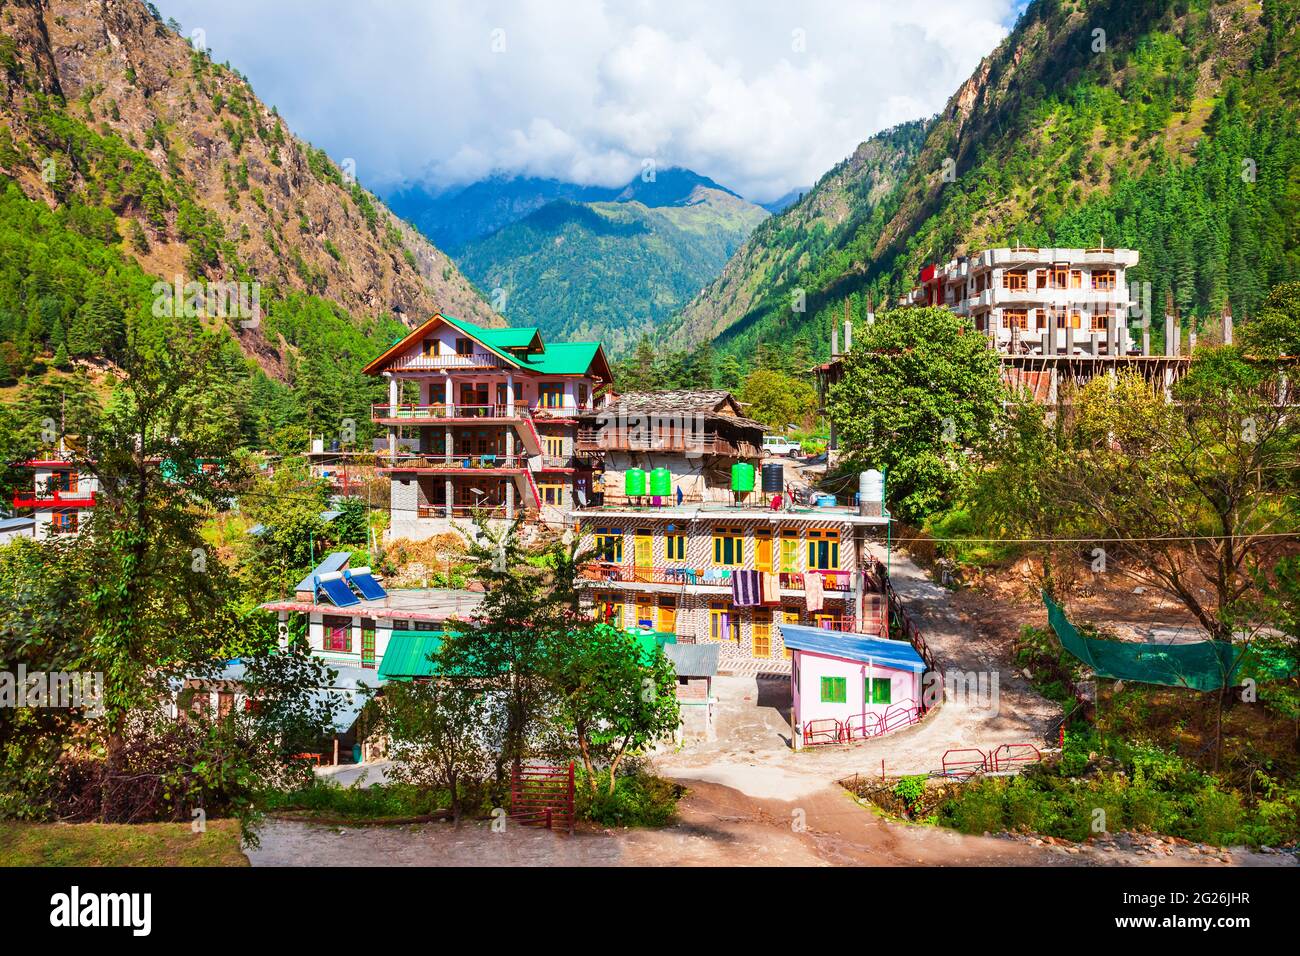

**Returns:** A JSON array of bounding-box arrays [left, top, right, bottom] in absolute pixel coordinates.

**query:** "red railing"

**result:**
[[12, 490, 97, 508], [840, 700, 921, 742], [379, 455, 524, 471], [802, 718, 845, 747], [941, 748, 990, 778], [992, 743, 1041, 772], [578, 563, 855, 593], [510, 761, 575, 833]]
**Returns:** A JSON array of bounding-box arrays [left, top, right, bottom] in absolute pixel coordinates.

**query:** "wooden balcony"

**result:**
[[574, 429, 737, 455]]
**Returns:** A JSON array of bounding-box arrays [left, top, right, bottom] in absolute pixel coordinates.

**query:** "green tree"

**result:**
[[545, 622, 679, 796], [739, 368, 817, 430], [827, 307, 1005, 522], [1239, 281, 1300, 358]]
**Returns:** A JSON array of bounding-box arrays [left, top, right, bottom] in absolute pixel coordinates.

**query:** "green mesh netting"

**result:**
[[1043, 592, 1296, 691]]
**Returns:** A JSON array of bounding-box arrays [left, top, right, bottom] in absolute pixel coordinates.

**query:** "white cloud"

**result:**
[[157, 0, 1017, 202]]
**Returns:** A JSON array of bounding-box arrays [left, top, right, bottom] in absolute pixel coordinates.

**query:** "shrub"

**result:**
[[575, 769, 681, 828]]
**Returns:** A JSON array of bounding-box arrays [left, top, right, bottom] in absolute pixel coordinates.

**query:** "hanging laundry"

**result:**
[[761, 572, 781, 605], [731, 569, 762, 606], [804, 570, 825, 612]]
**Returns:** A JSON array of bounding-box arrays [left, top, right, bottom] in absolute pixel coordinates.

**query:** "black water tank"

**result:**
[[761, 461, 784, 493]]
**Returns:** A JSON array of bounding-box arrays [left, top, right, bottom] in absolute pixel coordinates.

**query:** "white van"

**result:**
[[762, 435, 800, 457]]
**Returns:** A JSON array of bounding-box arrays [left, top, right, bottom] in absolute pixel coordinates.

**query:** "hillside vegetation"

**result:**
[[675, 0, 1300, 364]]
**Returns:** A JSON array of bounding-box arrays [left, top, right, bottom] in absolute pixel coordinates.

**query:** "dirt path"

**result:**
[[247, 780, 1290, 867]]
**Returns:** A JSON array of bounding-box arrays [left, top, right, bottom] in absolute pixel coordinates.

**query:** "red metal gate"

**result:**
[[510, 761, 575, 833]]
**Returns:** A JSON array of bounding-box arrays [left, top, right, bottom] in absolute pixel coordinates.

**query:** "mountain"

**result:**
[[384, 175, 619, 255], [673, 0, 1300, 362], [0, 0, 497, 367], [758, 188, 809, 214], [660, 120, 928, 351], [455, 171, 768, 355]]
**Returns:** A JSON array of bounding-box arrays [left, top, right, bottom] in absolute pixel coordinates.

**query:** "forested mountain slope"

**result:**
[[457, 175, 767, 356], [682, 0, 1300, 363]]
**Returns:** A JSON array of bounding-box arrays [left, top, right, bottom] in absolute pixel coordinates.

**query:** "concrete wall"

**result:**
[[791, 649, 919, 731]]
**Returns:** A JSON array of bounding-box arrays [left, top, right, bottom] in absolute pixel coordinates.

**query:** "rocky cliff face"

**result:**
[[0, 0, 498, 345]]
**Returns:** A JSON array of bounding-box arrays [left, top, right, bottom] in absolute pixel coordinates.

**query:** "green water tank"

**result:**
[[625, 468, 646, 496], [649, 467, 672, 497], [731, 461, 755, 493]]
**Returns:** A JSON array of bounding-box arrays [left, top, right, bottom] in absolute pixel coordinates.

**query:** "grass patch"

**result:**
[[0, 819, 247, 866], [259, 780, 451, 821], [575, 769, 683, 828], [936, 728, 1300, 848]]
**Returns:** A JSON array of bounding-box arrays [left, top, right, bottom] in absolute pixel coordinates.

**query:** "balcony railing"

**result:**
[[575, 430, 725, 454], [390, 352, 512, 371], [13, 490, 97, 508], [417, 504, 509, 519], [372, 403, 530, 421], [579, 563, 853, 591], [380, 455, 525, 472]]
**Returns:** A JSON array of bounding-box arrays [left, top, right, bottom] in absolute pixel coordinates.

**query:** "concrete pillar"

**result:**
[[506, 481, 515, 521], [1223, 310, 1233, 346], [444, 373, 453, 409], [506, 372, 515, 415], [1064, 322, 1073, 356], [445, 478, 453, 518], [445, 425, 453, 464], [386, 373, 398, 411]]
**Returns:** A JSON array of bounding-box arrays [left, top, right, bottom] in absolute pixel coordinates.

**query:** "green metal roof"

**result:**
[[439, 315, 602, 376], [517, 341, 602, 376], [377, 630, 447, 681]]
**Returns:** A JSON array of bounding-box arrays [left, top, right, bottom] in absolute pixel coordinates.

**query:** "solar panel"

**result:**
[[345, 566, 387, 601], [317, 572, 360, 607]]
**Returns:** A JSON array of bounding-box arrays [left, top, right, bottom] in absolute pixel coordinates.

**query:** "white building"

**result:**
[[907, 246, 1139, 356], [11, 458, 99, 539]]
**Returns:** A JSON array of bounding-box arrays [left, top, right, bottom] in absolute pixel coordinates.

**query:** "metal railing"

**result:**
[[372, 403, 529, 420], [380, 455, 524, 471], [389, 352, 512, 371]]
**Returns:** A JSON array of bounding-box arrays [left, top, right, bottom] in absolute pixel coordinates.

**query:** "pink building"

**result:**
[[784, 623, 926, 749]]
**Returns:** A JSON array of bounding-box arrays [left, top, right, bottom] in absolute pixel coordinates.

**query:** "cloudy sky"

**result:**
[[156, 1, 1021, 203]]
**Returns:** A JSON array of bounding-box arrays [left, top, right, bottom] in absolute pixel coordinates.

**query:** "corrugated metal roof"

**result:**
[[663, 642, 719, 678], [780, 624, 926, 672], [0, 516, 35, 533], [376, 631, 448, 681]]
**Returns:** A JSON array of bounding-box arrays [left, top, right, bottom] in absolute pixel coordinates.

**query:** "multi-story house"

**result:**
[[907, 246, 1140, 356], [11, 456, 98, 539], [571, 391, 891, 672], [362, 313, 612, 539]]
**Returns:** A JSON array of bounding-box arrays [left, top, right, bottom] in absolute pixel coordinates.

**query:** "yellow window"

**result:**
[[595, 528, 623, 563], [754, 530, 773, 572], [780, 530, 800, 572], [752, 611, 772, 658], [657, 596, 676, 633], [634, 530, 653, 567], [807, 530, 840, 570], [665, 532, 686, 562], [712, 528, 744, 567], [544, 436, 565, 457], [539, 483, 564, 506]]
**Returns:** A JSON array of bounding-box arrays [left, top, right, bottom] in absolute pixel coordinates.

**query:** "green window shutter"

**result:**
[[834, 677, 847, 702], [871, 678, 892, 704], [820, 676, 833, 702]]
